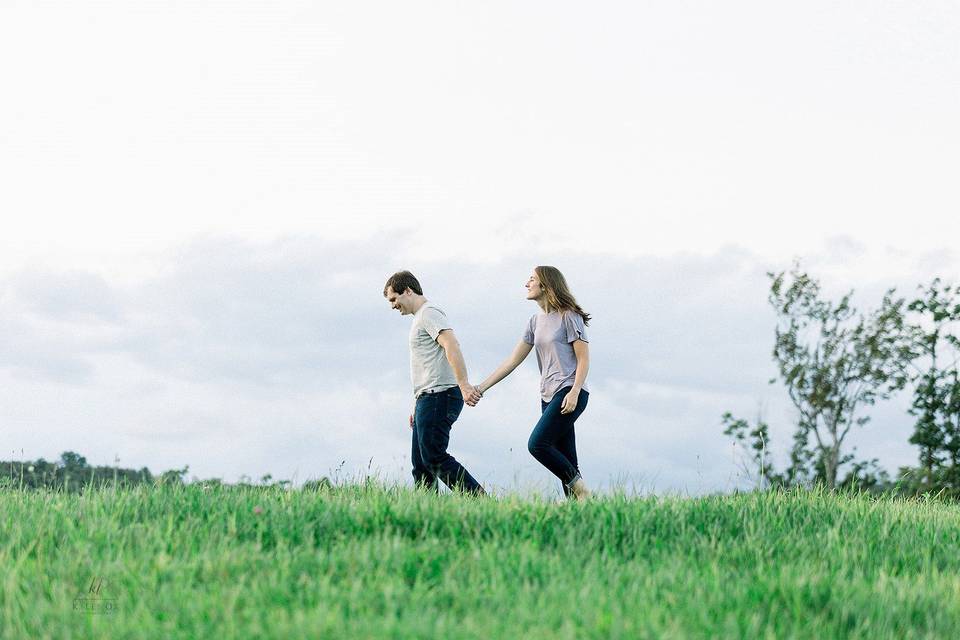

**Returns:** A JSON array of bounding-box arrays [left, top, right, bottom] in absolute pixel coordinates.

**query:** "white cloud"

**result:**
[[2, 2, 958, 274]]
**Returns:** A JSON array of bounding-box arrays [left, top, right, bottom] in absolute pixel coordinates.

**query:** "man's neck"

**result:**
[[410, 296, 428, 315]]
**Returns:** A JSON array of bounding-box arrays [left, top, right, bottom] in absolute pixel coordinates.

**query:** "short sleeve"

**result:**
[[522, 315, 535, 345], [421, 307, 452, 341], [562, 311, 588, 343]]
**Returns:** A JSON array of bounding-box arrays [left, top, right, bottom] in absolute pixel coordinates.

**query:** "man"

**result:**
[[383, 270, 485, 495]]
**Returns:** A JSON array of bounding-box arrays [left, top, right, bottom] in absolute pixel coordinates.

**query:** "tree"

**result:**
[[906, 279, 960, 494], [721, 411, 778, 489], [157, 465, 189, 485], [767, 265, 915, 489], [59, 451, 88, 471]]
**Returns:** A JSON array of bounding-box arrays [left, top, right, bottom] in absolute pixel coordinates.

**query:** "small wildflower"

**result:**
[[253, 505, 264, 515]]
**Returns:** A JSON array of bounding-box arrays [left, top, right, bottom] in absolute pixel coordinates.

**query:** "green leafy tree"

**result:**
[[58, 451, 88, 472], [767, 265, 916, 489], [905, 279, 960, 495], [157, 465, 189, 485]]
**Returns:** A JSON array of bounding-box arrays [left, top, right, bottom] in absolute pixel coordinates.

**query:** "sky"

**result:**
[[1, 1, 958, 495]]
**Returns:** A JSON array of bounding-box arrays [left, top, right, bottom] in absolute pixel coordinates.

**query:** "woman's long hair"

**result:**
[[535, 265, 591, 326]]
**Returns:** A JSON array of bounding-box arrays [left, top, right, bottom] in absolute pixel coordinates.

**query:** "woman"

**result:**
[[478, 266, 592, 499]]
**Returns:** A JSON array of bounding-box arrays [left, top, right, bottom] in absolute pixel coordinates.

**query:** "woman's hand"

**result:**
[[460, 383, 483, 407], [560, 389, 580, 415]]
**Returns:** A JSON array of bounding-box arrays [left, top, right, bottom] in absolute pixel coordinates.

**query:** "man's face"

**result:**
[[385, 286, 415, 316]]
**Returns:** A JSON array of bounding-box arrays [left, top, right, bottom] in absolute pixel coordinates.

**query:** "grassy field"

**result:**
[[2, 483, 959, 639]]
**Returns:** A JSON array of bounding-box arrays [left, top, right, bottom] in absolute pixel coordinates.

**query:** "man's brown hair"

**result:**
[[383, 270, 423, 297]]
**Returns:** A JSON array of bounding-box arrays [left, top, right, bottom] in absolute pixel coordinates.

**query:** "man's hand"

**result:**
[[461, 383, 483, 407], [409, 414, 414, 430]]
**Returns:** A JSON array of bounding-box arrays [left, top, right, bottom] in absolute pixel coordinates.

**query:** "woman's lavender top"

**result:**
[[523, 310, 589, 402]]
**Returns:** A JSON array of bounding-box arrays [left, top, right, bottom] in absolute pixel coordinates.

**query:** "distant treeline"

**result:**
[[0, 451, 331, 492]]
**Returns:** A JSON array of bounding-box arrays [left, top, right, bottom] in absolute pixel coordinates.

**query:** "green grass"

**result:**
[[2, 483, 960, 639]]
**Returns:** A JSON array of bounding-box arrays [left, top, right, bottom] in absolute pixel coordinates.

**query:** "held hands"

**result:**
[[560, 389, 580, 415], [409, 382, 482, 428], [461, 383, 483, 407]]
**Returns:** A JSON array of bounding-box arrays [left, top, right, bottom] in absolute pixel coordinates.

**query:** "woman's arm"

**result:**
[[478, 340, 533, 394], [560, 339, 590, 414]]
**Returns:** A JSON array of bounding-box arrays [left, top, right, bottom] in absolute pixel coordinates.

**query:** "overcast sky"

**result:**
[[1, 2, 957, 494]]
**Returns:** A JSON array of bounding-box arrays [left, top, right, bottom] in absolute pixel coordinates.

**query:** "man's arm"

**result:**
[[436, 329, 482, 406]]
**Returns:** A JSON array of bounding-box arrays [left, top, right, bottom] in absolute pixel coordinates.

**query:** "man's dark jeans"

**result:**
[[528, 386, 589, 496], [412, 386, 485, 495]]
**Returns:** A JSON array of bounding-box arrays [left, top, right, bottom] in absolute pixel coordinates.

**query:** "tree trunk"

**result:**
[[825, 445, 838, 489]]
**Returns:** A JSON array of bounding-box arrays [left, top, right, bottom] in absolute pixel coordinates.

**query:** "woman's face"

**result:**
[[525, 272, 543, 301]]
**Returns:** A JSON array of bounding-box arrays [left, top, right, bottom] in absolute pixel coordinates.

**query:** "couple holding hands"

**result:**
[[383, 266, 592, 500]]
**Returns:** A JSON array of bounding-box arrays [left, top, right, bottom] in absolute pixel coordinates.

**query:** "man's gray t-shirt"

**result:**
[[523, 310, 590, 403], [410, 302, 458, 398]]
